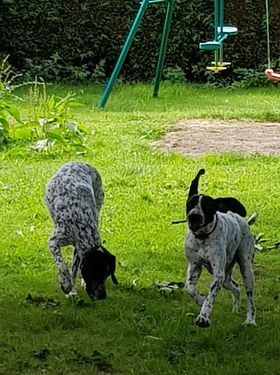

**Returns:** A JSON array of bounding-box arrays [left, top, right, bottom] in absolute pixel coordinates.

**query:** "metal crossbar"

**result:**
[[99, 0, 174, 108]]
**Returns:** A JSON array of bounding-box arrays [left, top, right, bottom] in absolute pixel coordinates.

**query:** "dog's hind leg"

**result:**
[[237, 238, 256, 325], [239, 260, 256, 325], [49, 227, 73, 295], [223, 274, 240, 312], [223, 261, 241, 312]]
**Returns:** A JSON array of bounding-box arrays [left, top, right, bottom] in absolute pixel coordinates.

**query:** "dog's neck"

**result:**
[[193, 214, 218, 240]]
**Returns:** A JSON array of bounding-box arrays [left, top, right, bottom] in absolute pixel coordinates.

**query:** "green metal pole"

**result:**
[[214, 49, 219, 66], [219, 45, 223, 64], [214, 0, 218, 41], [153, 0, 174, 97], [99, 0, 150, 108], [218, 0, 224, 64], [219, 0, 224, 33]]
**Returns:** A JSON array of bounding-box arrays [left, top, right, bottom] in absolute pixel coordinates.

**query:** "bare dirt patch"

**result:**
[[152, 119, 280, 156]]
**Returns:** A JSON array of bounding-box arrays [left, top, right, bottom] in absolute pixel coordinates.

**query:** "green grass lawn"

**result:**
[[0, 83, 280, 374]]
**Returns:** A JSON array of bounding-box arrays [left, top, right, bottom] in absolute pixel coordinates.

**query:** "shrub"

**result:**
[[0, 56, 88, 155], [0, 56, 24, 147], [0, 0, 279, 83], [29, 83, 88, 154]]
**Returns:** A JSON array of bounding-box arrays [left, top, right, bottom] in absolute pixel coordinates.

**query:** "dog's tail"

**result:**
[[172, 169, 205, 225], [188, 168, 205, 201]]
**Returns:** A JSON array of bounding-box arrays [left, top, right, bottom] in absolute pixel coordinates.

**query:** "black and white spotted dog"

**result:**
[[45, 162, 118, 300], [184, 169, 256, 328]]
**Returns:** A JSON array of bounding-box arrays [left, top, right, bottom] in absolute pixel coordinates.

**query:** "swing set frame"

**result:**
[[98, 0, 277, 108], [99, 0, 175, 108], [199, 0, 237, 72]]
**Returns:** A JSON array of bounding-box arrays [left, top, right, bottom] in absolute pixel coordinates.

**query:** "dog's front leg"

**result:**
[[185, 262, 205, 306], [196, 259, 225, 328], [49, 228, 73, 295], [69, 249, 81, 297]]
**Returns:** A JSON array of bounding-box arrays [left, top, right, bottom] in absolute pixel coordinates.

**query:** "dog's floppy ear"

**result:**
[[214, 197, 247, 217], [97, 246, 119, 284], [101, 247, 118, 285], [188, 168, 205, 202], [111, 273, 118, 285], [109, 255, 118, 285]]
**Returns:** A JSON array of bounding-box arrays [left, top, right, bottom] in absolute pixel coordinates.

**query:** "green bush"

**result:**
[[0, 57, 88, 154], [28, 84, 88, 155], [0, 56, 24, 146], [0, 0, 279, 83]]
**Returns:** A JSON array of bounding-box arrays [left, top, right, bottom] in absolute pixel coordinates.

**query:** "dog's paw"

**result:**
[[195, 315, 210, 328], [60, 282, 73, 295], [66, 289, 80, 304], [67, 289, 78, 298], [59, 265, 73, 294], [243, 318, 256, 326], [232, 300, 241, 313]]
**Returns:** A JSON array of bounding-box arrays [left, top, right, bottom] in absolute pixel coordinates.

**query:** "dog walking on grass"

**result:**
[[184, 169, 256, 327]]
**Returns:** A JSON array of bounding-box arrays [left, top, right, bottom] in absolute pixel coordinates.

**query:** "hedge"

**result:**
[[0, 0, 279, 82]]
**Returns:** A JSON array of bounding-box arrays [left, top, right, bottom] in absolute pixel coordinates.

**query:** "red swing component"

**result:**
[[265, 68, 280, 82], [264, 0, 280, 82]]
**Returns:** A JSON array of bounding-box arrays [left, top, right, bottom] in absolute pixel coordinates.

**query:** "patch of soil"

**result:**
[[152, 119, 280, 156]]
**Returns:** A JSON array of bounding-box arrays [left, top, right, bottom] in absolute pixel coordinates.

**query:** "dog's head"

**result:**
[[80, 245, 118, 300], [186, 169, 247, 232]]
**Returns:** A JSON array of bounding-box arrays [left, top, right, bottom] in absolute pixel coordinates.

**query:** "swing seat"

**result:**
[[217, 26, 238, 35], [211, 61, 231, 67], [207, 66, 227, 72], [265, 68, 280, 82], [199, 41, 221, 51]]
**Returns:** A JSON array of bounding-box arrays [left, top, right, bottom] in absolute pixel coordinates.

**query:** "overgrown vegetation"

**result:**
[[0, 0, 279, 83], [0, 58, 87, 155], [0, 83, 280, 374]]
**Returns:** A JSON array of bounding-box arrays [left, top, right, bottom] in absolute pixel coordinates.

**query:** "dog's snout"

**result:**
[[86, 283, 107, 300], [94, 286, 107, 300], [188, 213, 203, 231], [188, 213, 203, 223]]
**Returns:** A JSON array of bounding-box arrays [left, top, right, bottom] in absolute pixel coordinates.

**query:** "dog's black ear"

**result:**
[[108, 253, 118, 285], [111, 274, 118, 285], [188, 169, 205, 202], [214, 197, 247, 217]]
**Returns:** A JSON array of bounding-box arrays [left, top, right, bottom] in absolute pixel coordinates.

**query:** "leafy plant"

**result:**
[[65, 64, 91, 82], [90, 59, 106, 83], [231, 68, 270, 88], [0, 56, 88, 155], [0, 56, 23, 146], [23, 53, 66, 82], [0, 97, 23, 145], [163, 66, 186, 83], [27, 83, 88, 154]]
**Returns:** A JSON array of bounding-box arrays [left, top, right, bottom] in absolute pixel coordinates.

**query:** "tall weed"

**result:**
[[0, 56, 88, 155]]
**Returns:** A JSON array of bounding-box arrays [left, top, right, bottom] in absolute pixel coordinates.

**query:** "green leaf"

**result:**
[[6, 105, 22, 123], [0, 117, 10, 133], [46, 131, 64, 142], [14, 127, 32, 140], [47, 95, 55, 110], [68, 102, 86, 108]]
